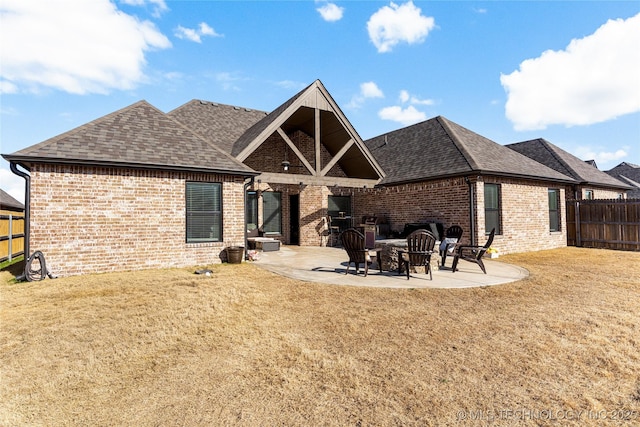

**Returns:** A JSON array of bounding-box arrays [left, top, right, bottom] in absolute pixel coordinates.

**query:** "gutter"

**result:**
[[465, 176, 476, 246], [243, 176, 255, 260], [9, 162, 30, 259]]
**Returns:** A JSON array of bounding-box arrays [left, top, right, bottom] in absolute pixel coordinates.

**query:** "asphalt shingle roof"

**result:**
[[168, 100, 268, 155], [507, 139, 631, 189], [605, 162, 640, 197], [4, 101, 256, 175], [0, 189, 24, 211], [364, 116, 574, 185]]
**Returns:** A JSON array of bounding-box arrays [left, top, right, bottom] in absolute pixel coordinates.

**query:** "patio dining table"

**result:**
[[374, 238, 441, 272]]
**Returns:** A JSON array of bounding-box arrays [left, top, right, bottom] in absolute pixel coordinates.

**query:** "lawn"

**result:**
[[1, 247, 639, 426]]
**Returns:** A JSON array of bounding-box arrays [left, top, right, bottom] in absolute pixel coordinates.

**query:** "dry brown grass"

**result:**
[[1, 247, 639, 426]]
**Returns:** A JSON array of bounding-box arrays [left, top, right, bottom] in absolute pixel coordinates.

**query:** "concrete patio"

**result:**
[[252, 246, 529, 289]]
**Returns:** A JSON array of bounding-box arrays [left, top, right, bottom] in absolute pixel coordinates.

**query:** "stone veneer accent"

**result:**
[[29, 164, 245, 277]]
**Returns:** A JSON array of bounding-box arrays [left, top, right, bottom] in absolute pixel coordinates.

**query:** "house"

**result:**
[[506, 139, 632, 200], [3, 81, 384, 276], [605, 162, 640, 198], [4, 79, 599, 276], [0, 189, 24, 215], [360, 117, 577, 255]]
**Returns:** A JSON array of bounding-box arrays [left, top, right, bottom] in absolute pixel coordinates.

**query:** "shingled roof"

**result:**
[[507, 139, 631, 190], [3, 101, 256, 176], [605, 162, 640, 197], [364, 116, 574, 185], [0, 189, 24, 212], [167, 100, 268, 155]]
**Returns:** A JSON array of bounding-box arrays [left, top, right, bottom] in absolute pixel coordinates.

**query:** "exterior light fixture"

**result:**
[[281, 160, 290, 171]]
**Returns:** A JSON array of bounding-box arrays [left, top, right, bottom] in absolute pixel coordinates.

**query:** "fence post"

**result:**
[[574, 201, 581, 247], [8, 214, 13, 262]]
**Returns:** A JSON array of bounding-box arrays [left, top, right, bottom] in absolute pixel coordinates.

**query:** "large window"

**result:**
[[548, 189, 561, 232], [484, 183, 501, 234], [328, 195, 351, 218], [246, 191, 258, 232], [186, 182, 222, 243], [263, 191, 282, 235]]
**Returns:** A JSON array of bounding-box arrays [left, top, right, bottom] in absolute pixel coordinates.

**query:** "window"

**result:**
[[262, 191, 282, 235], [548, 189, 561, 232], [186, 182, 222, 243], [328, 195, 351, 218], [484, 183, 501, 234], [246, 191, 258, 231], [584, 189, 594, 200]]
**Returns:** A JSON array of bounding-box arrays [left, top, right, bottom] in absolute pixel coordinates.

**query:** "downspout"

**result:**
[[243, 176, 255, 260], [466, 176, 476, 246], [10, 162, 30, 259]]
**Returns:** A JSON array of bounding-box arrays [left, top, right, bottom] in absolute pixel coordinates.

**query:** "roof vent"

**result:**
[[199, 100, 208, 105], [233, 106, 240, 110], [245, 108, 252, 112], [211, 103, 218, 107]]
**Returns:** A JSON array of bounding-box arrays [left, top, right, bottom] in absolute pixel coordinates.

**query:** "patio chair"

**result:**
[[340, 228, 382, 276], [451, 228, 496, 274], [398, 229, 436, 280], [439, 225, 463, 267], [327, 215, 341, 247]]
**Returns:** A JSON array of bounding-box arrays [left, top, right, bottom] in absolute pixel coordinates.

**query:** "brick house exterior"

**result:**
[[5, 79, 620, 277]]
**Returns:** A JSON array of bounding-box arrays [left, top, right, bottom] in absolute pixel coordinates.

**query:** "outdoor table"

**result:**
[[375, 238, 441, 272]]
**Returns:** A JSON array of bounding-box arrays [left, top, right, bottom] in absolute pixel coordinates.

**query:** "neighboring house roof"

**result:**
[[364, 116, 574, 185], [167, 100, 268, 155], [0, 189, 24, 212], [507, 138, 632, 190], [3, 101, 257, 176], [605, 162, 640, 197]]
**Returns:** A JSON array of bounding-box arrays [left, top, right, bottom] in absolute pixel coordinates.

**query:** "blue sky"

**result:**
[[1, 0, 639, 202]]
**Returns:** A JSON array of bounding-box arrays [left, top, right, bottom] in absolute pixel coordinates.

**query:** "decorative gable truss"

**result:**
[[234, 80, 385, 187]]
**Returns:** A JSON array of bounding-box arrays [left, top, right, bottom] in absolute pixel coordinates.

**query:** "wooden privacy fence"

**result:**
[[566, 198, 640, 251], [1, 214, 25, 262]]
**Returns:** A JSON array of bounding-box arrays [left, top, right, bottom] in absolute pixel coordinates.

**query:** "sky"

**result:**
[[1, 0, 639, 203]]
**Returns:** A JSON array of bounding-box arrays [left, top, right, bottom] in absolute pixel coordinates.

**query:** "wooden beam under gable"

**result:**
[[277, 127, 316, 175], [315, 107, 321, 174], [321, 139, 354, 176]]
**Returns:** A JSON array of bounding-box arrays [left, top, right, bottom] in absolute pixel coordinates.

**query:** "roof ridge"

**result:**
[[539, 138, 582, 180], [436, 116, 479, 171], [163, 105, 255, 170]]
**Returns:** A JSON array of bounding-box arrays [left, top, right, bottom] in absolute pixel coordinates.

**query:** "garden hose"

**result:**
[[19, 251, 57, 282]]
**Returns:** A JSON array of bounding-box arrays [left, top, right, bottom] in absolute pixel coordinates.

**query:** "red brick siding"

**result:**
[[29, 164, 245, 277]]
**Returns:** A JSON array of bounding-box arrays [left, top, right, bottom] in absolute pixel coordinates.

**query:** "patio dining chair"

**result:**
[[398, 229, 436, 280], [439, 225, 463, 267], [340, 228, 382, 277], [451, 228, 495, 274]]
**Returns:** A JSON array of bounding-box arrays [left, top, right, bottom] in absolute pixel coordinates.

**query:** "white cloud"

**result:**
[[174, 22, 222, 43], [399, 89, 434, 105], [367, 1, 436, 53], [275, 80, 307, 90], [317, 2, 344, 22], [121, 0, 168, 18], [0, 0, 171, 95], [0, 167, 26, 204], [378, 105, 426, 125], [0, 80, 18, 94], [574, 146, 629, 166], [347, 81, 384, 108], [501, 13, 640, 131]]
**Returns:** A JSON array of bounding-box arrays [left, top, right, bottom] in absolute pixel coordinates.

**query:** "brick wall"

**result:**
[[29, 164, 246, 277], [352, 176, 568, 255]]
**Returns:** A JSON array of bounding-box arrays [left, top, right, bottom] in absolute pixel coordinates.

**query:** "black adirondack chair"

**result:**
[[439, 225, 463, 267], [340, 228, 381, 276], [398, 229, 436, 280], [451, 228, 496, 274]]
